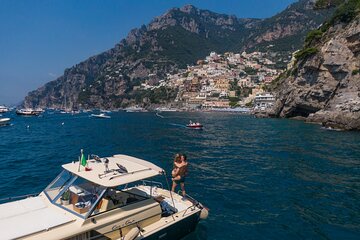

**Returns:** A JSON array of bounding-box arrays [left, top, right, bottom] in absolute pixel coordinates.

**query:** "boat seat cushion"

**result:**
[[99, 198, 114, 212]]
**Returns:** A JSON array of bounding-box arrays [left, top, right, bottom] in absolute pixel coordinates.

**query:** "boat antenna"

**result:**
[[104, 158, 109, 173], [77, 149, 83, 172]]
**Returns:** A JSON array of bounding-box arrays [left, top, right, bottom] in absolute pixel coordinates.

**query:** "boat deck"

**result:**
[[0, 196, 74, 240]]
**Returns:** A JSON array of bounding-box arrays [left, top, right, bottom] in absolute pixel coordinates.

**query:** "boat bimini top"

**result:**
[[62, 154, 164, 187], [42, 154, 165, 219]]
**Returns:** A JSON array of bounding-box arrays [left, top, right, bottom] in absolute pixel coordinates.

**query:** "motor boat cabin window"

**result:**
[[60, 177, 106, 217], [91, 182, 151, 216], [45, 170, 106, 218]]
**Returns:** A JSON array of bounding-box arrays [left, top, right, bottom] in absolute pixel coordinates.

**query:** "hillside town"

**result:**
[[137, 51, 288, 111]]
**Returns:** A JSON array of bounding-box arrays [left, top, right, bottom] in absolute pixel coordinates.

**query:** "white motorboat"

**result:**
[[0, 105, 9, 113], [155, 107, 178, 112], [16, 108, 40, 116], [33, 108, 45, 114], [0, 117, 11, 126], [186, 121, 203, 130], [90, 113, 111, 119], [0, 154, 208, 240]]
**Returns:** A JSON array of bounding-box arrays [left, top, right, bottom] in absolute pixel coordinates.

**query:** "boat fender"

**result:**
[[200, 207, 209, 220], [123, 227, 140, 240]]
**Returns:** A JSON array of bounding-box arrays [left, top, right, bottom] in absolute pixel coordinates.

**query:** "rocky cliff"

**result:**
[[271, 0, 360, 130], [24, 0, 332, 109]]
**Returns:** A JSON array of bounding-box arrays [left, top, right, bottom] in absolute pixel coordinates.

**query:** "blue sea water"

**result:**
[[0, 111, 359, 239]]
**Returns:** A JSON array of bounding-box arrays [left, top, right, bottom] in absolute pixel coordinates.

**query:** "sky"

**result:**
[[0, 0, 297, 105]]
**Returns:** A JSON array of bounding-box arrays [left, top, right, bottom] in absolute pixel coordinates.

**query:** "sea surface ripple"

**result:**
[[0, 111, 359, 239]]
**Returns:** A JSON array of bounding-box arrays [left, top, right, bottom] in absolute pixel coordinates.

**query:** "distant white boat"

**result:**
[[0, 117, 11, 126], [0, 105, 9, 113], [125, 106, 147, 112], [60, 109, 79, 114], [33, 108, 45, 114], [90, 113, 111, 119], [100, 109, 111, 113], [16, 108, 40, 116], [206, 107, 251, 113], [155, 107, 178, 112]]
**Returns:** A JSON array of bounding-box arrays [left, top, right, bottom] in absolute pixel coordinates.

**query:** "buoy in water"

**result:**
[[200, 206, 209, 220]]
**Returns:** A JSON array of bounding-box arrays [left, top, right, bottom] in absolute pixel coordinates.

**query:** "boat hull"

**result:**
[[16, 111, 39, 116], [0, 118, 11, 126], [90, 114, 111, 119], [142, 211, 200, 240], [186, 125, 203, 130]]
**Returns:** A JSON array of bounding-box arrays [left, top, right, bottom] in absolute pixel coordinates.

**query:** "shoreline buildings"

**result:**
[[134, 51, 285, 110]]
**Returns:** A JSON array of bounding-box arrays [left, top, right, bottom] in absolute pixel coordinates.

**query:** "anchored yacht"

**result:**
[[90, 113, 111, 119], [0, 117, 11, 126], [15, 108, 40, 116], [0, 105, 9, 113], [0, 154, 208, 240]]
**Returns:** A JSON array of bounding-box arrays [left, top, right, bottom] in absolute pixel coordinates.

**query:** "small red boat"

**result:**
[[186, 121, 203, 129]]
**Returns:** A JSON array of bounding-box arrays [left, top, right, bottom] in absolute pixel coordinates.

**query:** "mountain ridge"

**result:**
[[24, 0, 333, 109]]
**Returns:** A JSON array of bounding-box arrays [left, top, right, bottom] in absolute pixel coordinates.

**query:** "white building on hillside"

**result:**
[[254, 93, 275, 110]]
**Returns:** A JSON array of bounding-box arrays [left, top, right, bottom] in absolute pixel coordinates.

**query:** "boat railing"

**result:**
[[0, 193, 38, 204], [177, 191, 204, 217], [141, 180, 163, 189], [177, 191, 198, 204]]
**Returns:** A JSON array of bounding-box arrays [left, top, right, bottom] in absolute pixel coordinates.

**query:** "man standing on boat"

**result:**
[[171, 154, 188, 197]]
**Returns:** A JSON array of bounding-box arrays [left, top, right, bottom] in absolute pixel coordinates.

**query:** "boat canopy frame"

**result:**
[[44, 155, 167, 219], [62, 154, 164, 188]]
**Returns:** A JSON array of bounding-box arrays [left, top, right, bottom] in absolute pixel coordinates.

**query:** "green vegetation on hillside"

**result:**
[[130, 87, 178, 105], [295, 47, 318, 61], [315, 0, 344, 9], [317, 0, 360, 34], [156, 25, 247, 68], [244, 67, 257, 75], [330, 0, 360, 24], [294, 0, 359, 63], [305, 29, 324, 46]]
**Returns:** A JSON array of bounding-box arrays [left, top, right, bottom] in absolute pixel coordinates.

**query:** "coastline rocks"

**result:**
[[307, 110, 360, 130], [272, 15, 360, 130]]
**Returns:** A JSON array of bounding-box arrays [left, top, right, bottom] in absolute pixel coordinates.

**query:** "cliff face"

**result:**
[[271, 3, 360, 130], [24, 0, 332, 109], [245, 0, 329, 51]]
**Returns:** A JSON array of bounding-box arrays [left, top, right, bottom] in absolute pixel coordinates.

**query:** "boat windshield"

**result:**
[[45, 170, 106, 218], [44, 170, 75, 201]]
